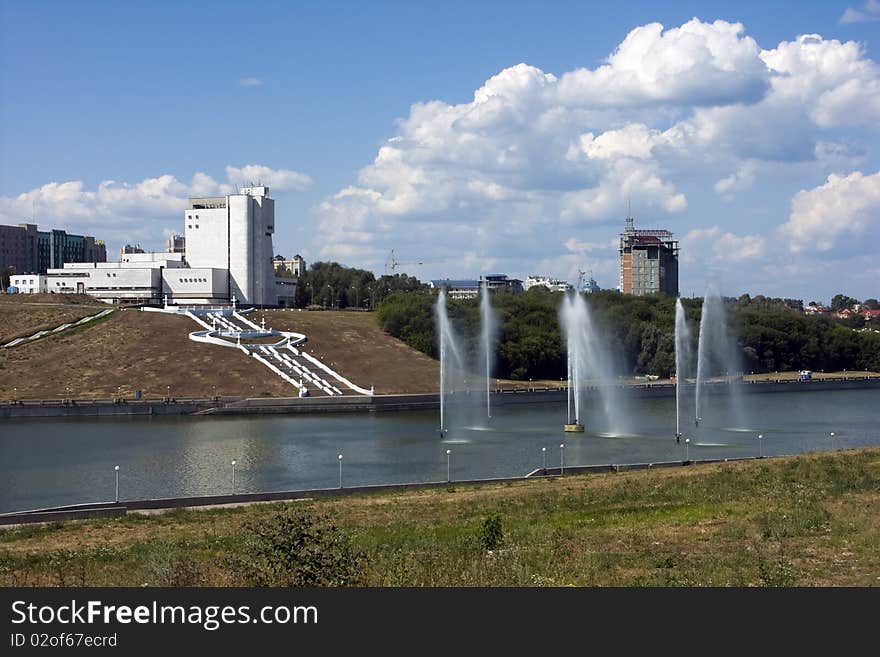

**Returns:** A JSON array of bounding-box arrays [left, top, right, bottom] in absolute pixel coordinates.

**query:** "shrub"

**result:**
[[479, 513, 504, 552], [232, 508, 365, 587]]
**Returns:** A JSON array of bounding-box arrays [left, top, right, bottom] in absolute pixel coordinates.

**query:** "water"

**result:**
[[0, 388, 876, 514], [674, 298, 693, 438], [560, 293, 627, 433]]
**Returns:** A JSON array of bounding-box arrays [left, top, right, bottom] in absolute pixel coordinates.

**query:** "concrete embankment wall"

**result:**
[[0, 456, 748, 525], [2, 378, 878, 419]]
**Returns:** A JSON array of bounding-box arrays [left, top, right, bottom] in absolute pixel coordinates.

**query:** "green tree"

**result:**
[[830, 294, 859, 312]]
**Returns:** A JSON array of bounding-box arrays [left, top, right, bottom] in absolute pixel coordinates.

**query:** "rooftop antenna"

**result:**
[[625, 199, 634, 232]]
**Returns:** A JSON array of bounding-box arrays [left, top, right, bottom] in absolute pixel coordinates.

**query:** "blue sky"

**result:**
[[1, 0, 879, 301]]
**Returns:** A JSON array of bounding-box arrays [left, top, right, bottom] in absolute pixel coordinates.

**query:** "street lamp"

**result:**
[[685, 438, 690, 463], [542, 446, 547, 472], [114, 465, 120, 503], [166, 385, 171, 400], [758, 433, 764, 458], [231, 460, 236, 493], [338, 454, 343, 488], [560, 443, 565, 475], [446, 448, 452, 483]]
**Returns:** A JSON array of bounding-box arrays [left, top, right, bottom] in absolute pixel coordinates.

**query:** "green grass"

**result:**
[[1, 448, 879, 586]]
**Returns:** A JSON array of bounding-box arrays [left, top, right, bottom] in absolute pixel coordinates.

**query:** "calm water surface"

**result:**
[[0, 388, 877, 513]]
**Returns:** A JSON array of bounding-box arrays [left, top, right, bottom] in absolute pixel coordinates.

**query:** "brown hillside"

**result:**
[[0, 309, 440, 400], [0, 310, 294, 400], [254, 309, 439, 394], [0, 294, 107, 343]]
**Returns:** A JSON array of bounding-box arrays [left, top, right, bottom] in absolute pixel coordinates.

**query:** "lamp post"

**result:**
[[338, 454, 343, 488], [758, 433, 763, 458], [685, 438, 690, 463], [542, 446, 547, 472], [231, 460, 236, 493], [166, 385, 171, 401], [114, 465, 120, 503], [560, 443, 565, 475], [446, 448, 452, 483]]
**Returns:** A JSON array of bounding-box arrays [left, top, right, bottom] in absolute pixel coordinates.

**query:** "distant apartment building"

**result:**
[[524, 275, 573, 293], [430, 274, 523, 299], [166, 233, 186, 255], [274, 253, 306, 277], [479, 274, 523, 294], [119, 244, 144, 260], [0, 223, 106, 274], [618, 213, 679, 297]]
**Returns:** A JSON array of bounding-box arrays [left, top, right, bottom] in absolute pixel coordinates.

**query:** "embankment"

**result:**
[[2, 376, 878, 419]]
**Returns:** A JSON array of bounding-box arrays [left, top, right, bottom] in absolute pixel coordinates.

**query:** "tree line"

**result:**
[[288, 261, 427, 309], [375, 288, 880, 380]]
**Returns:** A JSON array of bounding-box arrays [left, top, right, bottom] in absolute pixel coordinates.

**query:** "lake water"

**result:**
[[0, 387, 877, 513]]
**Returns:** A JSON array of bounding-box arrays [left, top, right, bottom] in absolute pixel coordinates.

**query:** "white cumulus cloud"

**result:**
[[782, 170, 880, 253], [225, 164, 313, 192]]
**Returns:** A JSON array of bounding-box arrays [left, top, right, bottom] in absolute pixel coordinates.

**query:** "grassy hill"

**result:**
[[1, 448, 877, 586]]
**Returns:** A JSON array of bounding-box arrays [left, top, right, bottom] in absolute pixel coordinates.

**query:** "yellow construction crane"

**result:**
[[386, 249, 445, 275]]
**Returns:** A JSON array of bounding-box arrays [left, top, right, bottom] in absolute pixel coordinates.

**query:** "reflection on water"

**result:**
[[0, 388, 877, 513]]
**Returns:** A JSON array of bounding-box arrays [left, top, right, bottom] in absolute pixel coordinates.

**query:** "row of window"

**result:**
[[177, 278, 208, 284]]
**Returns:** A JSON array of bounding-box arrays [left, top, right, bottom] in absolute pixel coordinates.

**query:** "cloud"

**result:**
[[713, 232, 765, 261], [0, 164, 313, 252], [714, 160, 757, 198], [312, 19, 880, 286], [225, 164, 314, 192], [782, 170, 880, 253], [239, 77, 263, 87], [557, 19, 769, 108], [840, 1, 880, 24]]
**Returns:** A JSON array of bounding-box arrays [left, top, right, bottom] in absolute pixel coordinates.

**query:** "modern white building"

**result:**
[[46, 186, 281, 306], [9, 273, 47, 294], [185, 185, 276, 306]]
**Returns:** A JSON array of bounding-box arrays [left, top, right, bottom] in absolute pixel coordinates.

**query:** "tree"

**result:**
[[862, 298, 879, 310], [831, 294, 859, 312], [0, 266, 12, 290]]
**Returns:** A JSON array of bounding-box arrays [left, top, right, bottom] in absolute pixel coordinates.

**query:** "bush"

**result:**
[[479, 513, 504, 551], [144, 541, 204, 586], [232, 508, 365, 587]]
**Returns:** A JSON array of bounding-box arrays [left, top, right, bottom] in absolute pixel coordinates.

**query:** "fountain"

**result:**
[[674, 298, 693, 441], [560, 292, 626, 435], [435, 288, 465, 436], [694, 283, 743, 429], [479, 281, 496, 420]]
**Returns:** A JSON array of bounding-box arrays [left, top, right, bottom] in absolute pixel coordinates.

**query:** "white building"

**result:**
[[10, 274, 47, 294], [46, 186, 279, 306], [185, 186, 276, 306], [524, 275, 572, 293]]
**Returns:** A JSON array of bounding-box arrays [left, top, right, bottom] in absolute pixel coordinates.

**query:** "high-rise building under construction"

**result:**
[[618, 211, 679, 296]]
